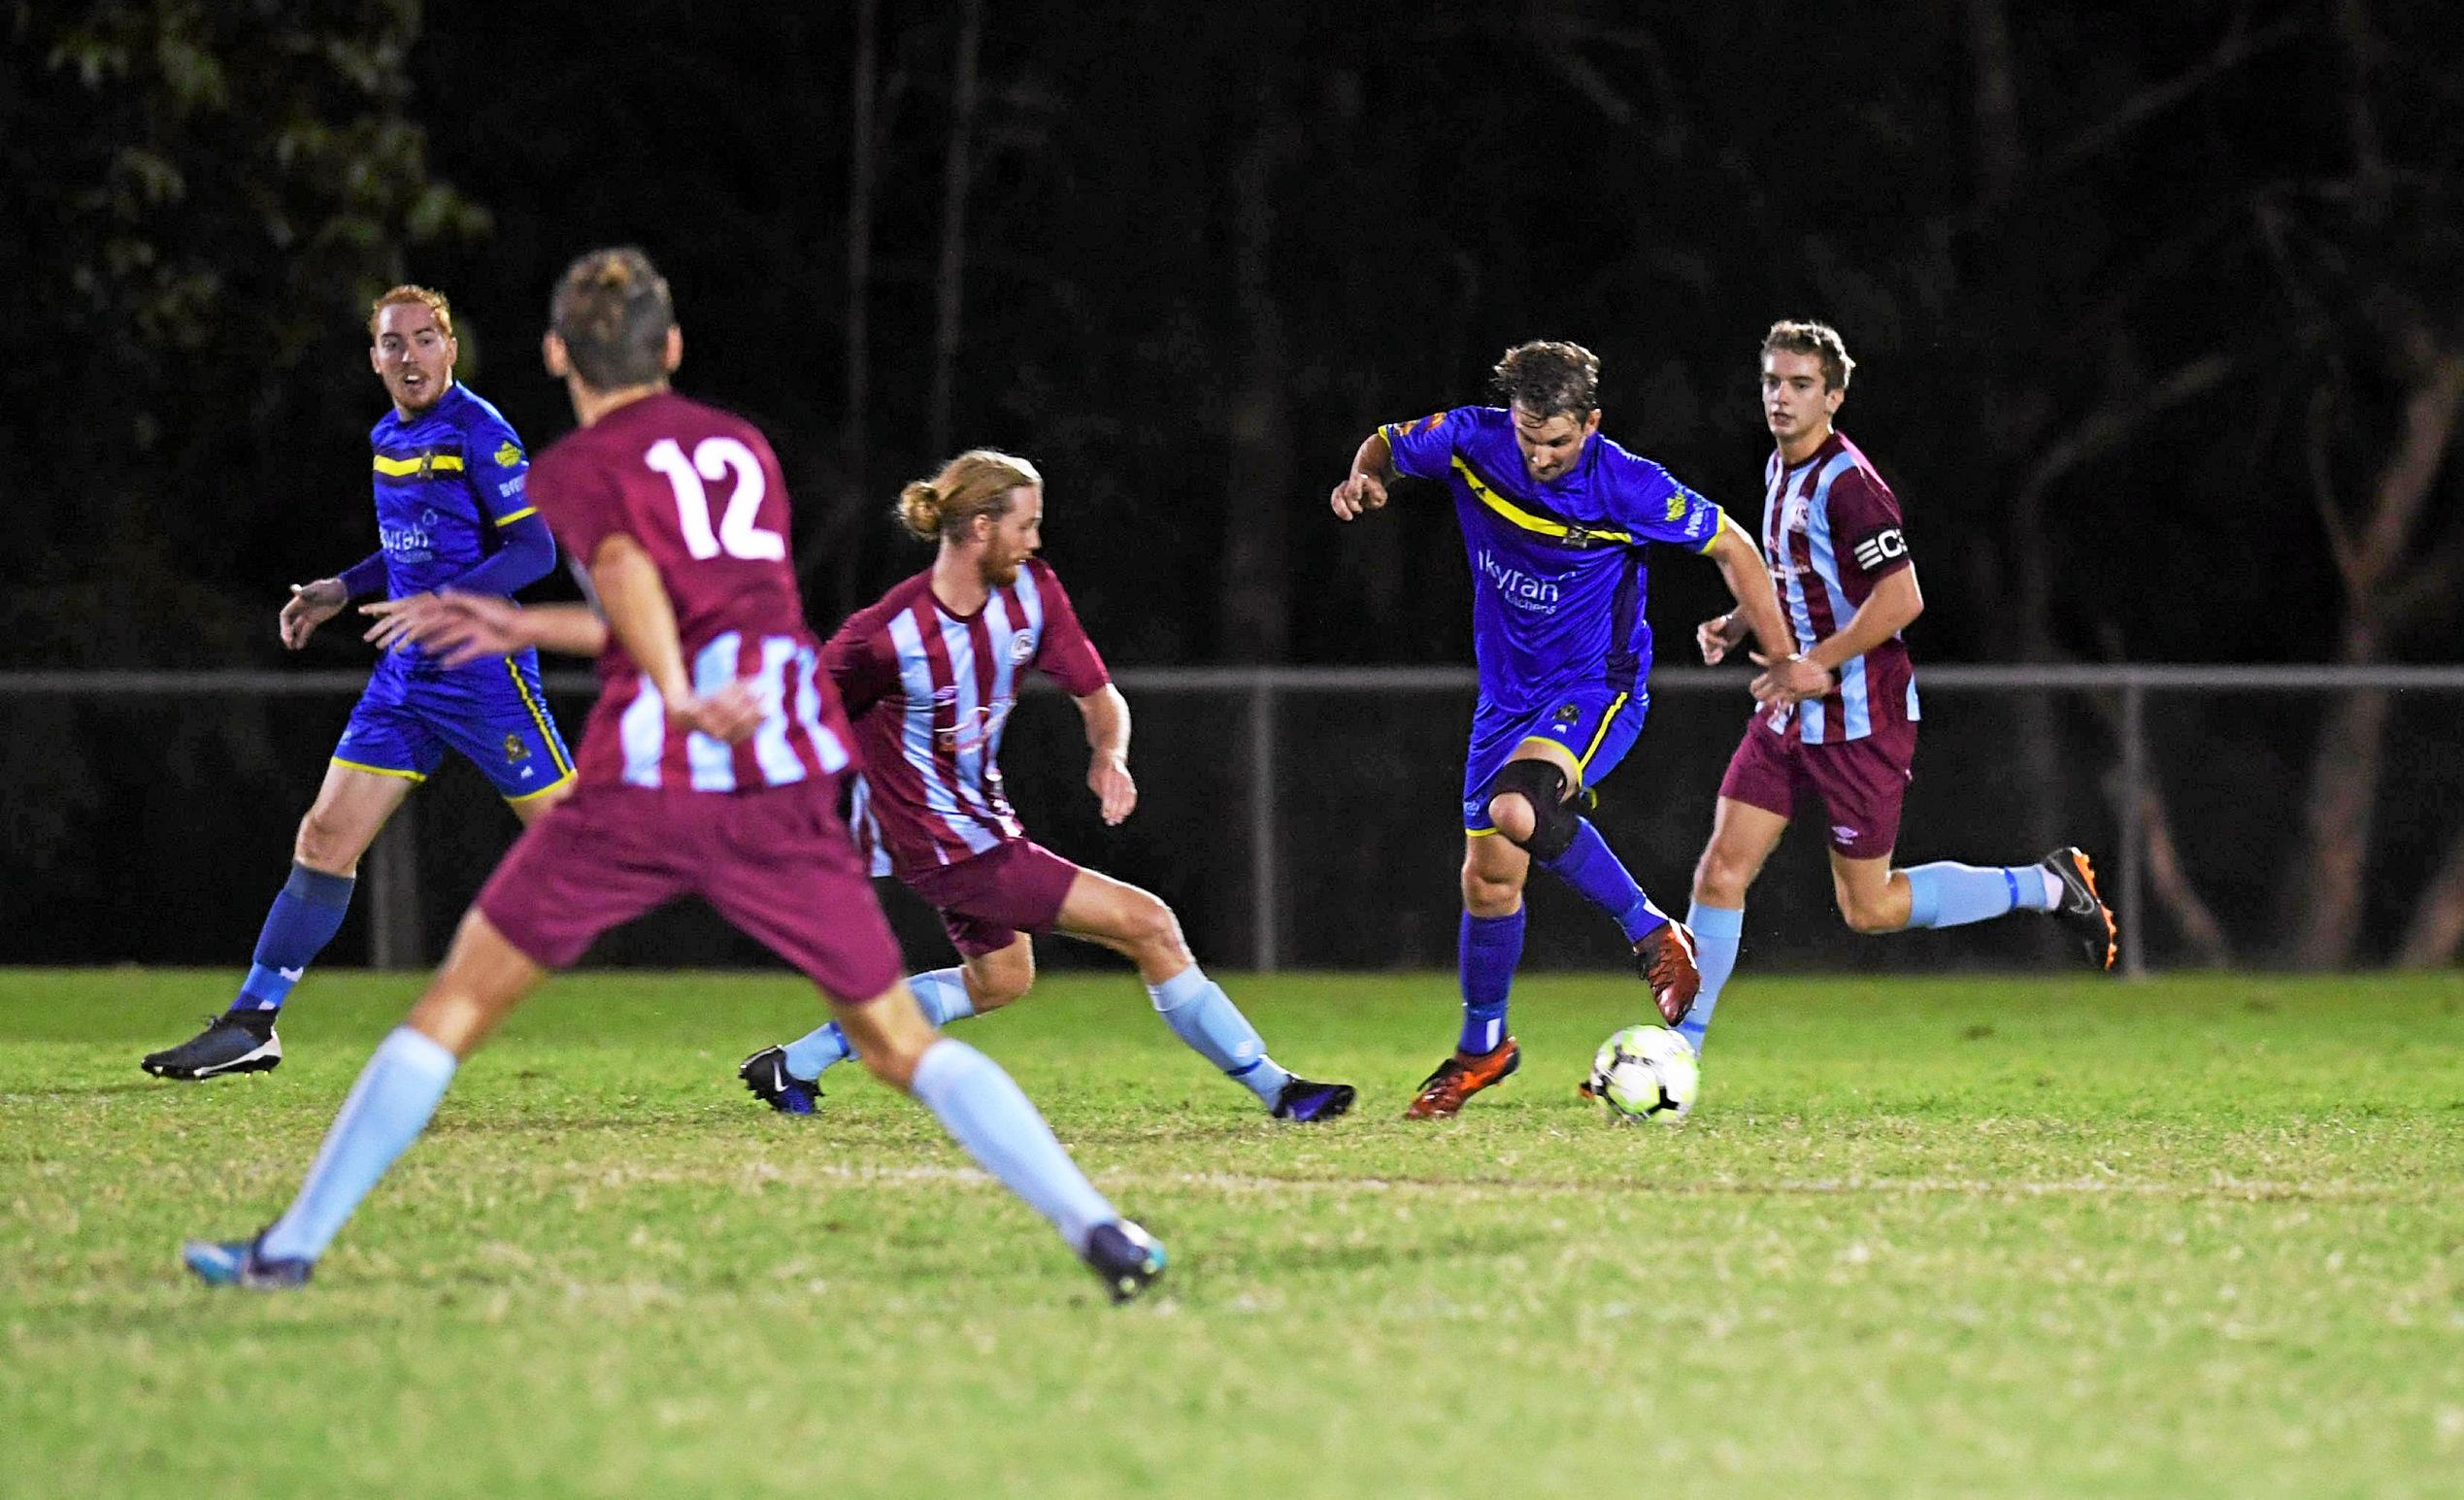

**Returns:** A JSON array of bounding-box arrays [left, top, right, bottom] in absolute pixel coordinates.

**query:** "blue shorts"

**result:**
[[1461, 685, 1648, 832], [332, 649, 575, 805]]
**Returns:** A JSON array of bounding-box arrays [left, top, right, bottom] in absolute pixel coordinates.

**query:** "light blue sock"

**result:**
[[1901, 862, 2057, 929], [783, 968, 979, 1081], [1679, 902, 1743, 1052], [1540, 818, 1670, 944], [258, 1027, 457, 1262], [1149, 964, 1292, 1106], [909, 1038, 1115, 1251], [232, 864, 356, 1013]]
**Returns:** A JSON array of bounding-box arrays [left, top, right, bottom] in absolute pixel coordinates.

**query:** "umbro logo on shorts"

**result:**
[[1852, 528, 1908, 571]]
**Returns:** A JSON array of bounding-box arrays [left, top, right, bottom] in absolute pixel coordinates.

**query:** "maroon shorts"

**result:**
[[477, 780, 904, 1004], [1716, 716, 1916, 860], [903, 839, 1083, 959]]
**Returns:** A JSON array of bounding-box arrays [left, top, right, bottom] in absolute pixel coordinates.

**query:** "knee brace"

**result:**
[[1485, 760, 1581, 860]]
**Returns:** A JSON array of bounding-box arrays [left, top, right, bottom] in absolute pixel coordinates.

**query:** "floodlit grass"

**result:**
[[4, 967, 2461, 1496]]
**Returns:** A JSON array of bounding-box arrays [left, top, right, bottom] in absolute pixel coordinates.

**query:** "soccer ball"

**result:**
[[1587, 1025, 1699, 1123]]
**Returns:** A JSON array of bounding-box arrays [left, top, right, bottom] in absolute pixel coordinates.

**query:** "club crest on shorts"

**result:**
[[503, 733, 529, 764], [1553, 701, 1582, 724]]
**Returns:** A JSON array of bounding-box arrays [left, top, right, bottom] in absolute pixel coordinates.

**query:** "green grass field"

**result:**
[[5, 968, 2461, 1497]]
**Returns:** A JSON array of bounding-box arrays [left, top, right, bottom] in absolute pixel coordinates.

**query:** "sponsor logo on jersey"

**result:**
[[498, 473, 526, 499], [494, 440, 523, 468], [1479, 549, 1564, 612], [1665, 494, 1689, 521], [1852, 528, 1908, 571]]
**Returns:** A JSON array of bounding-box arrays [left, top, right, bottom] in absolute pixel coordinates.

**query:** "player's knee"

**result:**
[[1693, 844, 1757, 907], [1120, 891, 1187, 967], [293, 806, 362, 874], [1484, 761, 1578, 860], [1460, 859, 1523, 918], [1836, 889, 1898, 936], [970, 949, 1036, 1012]]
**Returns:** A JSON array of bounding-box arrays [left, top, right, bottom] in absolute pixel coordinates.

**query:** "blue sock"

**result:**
[[782, 968, 979, 1081], [258, 1027, 457, 1262], [1149, 965, 1292, 1105], [1679, 902, 1743, 1052], [1456, 909, 1524, 1054], [909, 1038, 1115, 1251], [232, 864, 356, 1013], [1540, 818, 1670, 944], [1901, 862, 2056, 929]]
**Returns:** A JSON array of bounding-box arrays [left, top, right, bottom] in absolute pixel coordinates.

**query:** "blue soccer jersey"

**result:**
[[369, 382, 537, 601], [1381, 406, 1724, 716]]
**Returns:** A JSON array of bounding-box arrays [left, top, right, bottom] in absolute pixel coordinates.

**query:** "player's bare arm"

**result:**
[[1075, 683, 1137, 825], [590, 532, 763, 744], [361, 592, 609, 666], [1329, 430, 1393, 520], [1703, 517, 1796, 667], [1753, 565, 1922, 707], [279, 579, 350, 650]]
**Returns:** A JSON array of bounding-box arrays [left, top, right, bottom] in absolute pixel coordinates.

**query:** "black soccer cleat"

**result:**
[[2041, 846, 2118, 971], [738, 1045, 822, 1116], [182, 1234, 312, 1290], [142, 1013, 283, 1080], [1271, 1077, 1357, 1123], [1081, 1219, 1167, 1304]]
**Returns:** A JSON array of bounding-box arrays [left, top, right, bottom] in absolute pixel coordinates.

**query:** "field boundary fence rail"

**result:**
[[8, 663, 2463, 976]]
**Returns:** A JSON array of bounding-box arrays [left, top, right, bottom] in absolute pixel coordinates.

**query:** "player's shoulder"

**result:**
[[1826, 433, 1899, 508], [446, 384, 530, 474], [1588, 432, 1679, 493], [1387, 403, 1500, 441], [842, 568, 936, 639]]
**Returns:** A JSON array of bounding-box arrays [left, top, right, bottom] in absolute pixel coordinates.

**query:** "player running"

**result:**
[[183, 248, 1164, 1303], [734, 450, 1354, 1123], [1331, 340, 1797, 1118], [1677, 320, 2117, 1057], [141, 285, 573, 1082]]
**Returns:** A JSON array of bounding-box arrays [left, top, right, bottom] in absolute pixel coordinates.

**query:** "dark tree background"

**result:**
[[6, 0, 2462, 966]]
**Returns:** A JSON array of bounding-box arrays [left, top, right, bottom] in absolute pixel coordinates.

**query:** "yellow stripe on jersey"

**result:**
[[372, 451, 467, 476], [493, 506, 538, 526], [1449, 456, 1634, 546], [505, 657, 573, 777]]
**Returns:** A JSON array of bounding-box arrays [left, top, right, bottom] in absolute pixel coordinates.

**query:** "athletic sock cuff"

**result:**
[[1685, 902, 1744, 941], [1146, 964, 1211, 1013], [283, 864, 357, 907]]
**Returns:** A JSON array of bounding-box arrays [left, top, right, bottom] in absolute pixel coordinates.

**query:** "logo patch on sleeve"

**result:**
[[1852, 528, 1908, 570], [494, 440, 523, 468], [1665, 494, 1690, 521]]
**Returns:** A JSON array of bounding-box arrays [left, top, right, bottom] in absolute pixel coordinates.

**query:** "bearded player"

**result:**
[[1678, 320, 2116, 1058], [183, 248, 1165, 1302], [734, 450, 1354, 1123], [1331, 340, 1797, 1117]]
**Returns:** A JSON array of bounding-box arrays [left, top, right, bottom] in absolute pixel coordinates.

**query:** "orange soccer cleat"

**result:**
[[1634, 920, 1702, 1027], [1404, 1038, 1521, 1119]]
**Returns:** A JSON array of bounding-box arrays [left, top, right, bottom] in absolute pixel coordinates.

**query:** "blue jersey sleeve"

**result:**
[[1609, 457, 1725, 552], [465, 405, 537, 529], [1378, 408, 1468, 483]]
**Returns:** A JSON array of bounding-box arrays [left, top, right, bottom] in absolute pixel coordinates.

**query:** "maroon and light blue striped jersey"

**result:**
[[825, 559, 1108, 877], [1758, 430, 1919, 745], [524, 391, 853, 792]]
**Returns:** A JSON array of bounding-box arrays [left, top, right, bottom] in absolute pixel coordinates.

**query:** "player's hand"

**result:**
[[1697, 613, 1748, 665], [1749, 651, 1833, 705], [668, 679, 769, 745], [1329, 471, 1388, 521], [1087, 750, 1138, 825], [362, 591, 526, 667], [279, 579, 349, 650]]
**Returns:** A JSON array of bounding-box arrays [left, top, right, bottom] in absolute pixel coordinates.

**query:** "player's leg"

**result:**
[[752, 931, 1028, 1109], [1481, 693, 1699, 1025], [830, 983, 1163, 1301], [709, 791, 1163, 1299], [183, 786, 676, 1286], [141, 752, 421, 1080], [1054, 867, 1353, 1120], [1404, 830, 1532, 1119], [1682, 796, 1792, 1053]]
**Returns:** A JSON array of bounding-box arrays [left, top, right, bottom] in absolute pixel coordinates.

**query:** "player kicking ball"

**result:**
[[1676, 320, 2117, 1059], [141, 285, 573, 1081], [183, 248, 1163, 1303], [1332, 341, 1798, 1117], [734, 450, 1354, 1124]]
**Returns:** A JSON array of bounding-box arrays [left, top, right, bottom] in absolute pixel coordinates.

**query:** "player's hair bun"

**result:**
[[897, 481, 945, 539]]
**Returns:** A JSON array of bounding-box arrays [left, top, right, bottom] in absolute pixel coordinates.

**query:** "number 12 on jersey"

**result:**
[[646, 436, 784, 561]]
